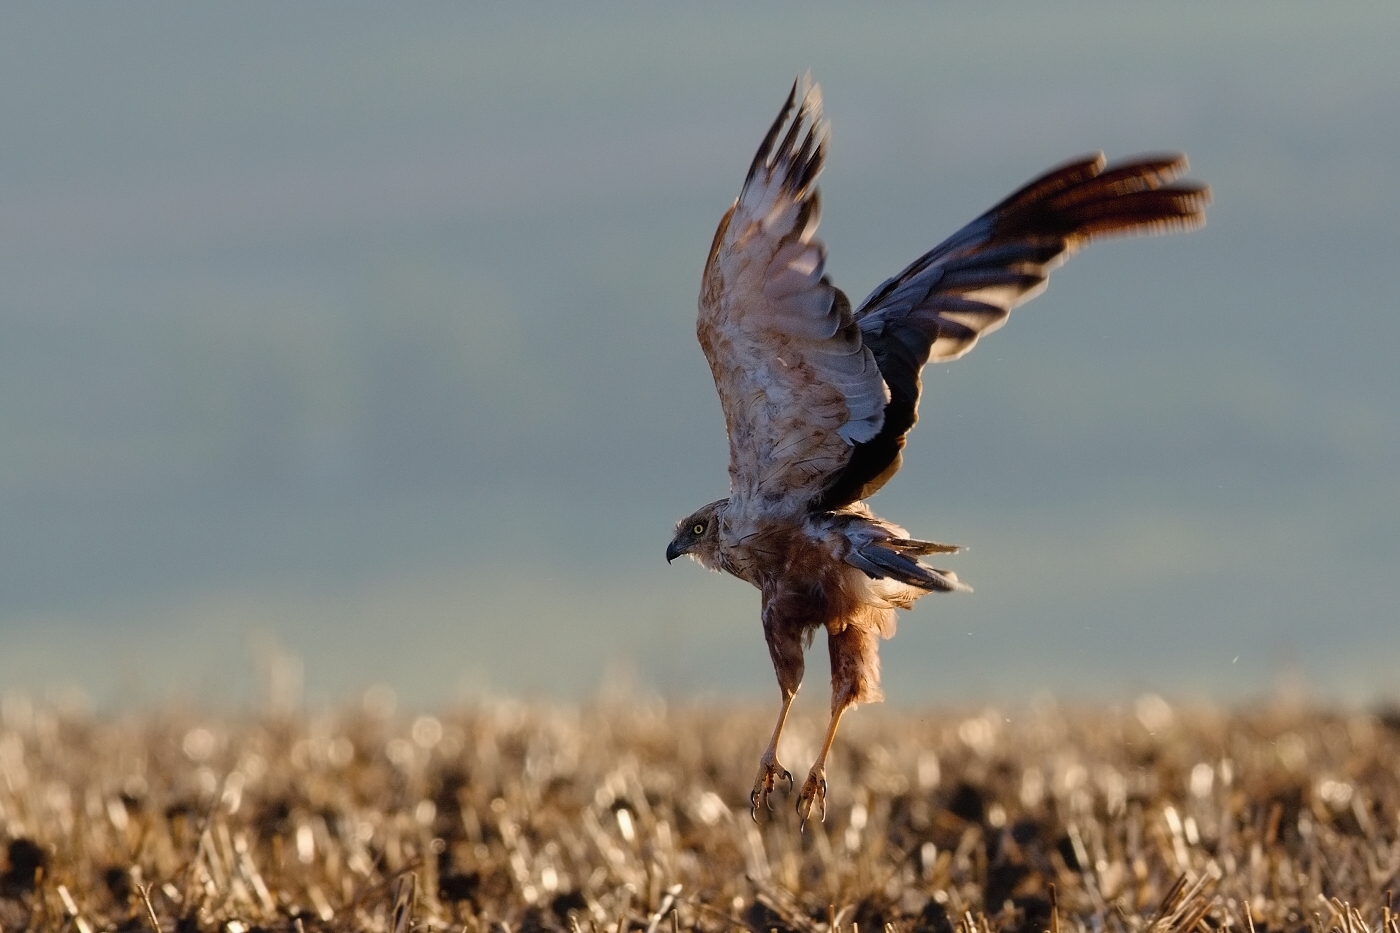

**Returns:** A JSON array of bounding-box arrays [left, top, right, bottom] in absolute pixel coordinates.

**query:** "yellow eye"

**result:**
[[692, 523, 705, 535]]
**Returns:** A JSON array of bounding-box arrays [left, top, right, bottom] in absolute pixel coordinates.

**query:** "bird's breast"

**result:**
[[716, 512, 846, 589]]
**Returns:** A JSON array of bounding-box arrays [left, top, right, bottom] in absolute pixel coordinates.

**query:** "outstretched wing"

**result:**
[[698, 77, 888, 512], [814, 153, 1210, 509]]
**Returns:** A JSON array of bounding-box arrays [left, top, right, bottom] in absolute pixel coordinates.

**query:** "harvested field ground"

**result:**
[[2, 696, 1399, 933]]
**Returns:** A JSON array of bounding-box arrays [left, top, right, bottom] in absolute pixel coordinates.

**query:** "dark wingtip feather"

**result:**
[[996, 155, 1211, 245], [743, 75, 826, 196], [727, 80, 828, 248], [1057, 153, 1192, 203], [989, 153, 1106, 216], [745, 78, 800, 189], [1065, 183, 1212, 243]]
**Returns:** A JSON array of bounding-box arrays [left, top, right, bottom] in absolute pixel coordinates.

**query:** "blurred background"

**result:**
[[1, 4, 1396, 710]]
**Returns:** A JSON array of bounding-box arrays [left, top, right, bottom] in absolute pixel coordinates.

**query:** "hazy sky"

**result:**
[[1, 4, 1397, 710]]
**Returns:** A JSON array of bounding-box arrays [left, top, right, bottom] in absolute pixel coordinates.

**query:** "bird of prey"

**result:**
[[666, 76, 1209, 826]]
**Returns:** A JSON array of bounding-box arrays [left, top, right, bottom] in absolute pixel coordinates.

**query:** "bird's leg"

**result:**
[[796, 698, 849, 829], [750, 689, 796, 819], [798, 621, 879, 829], [754, 585, 808, 821]]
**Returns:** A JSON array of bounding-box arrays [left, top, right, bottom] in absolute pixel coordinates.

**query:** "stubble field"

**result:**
[[1, 694, 1398, 933]]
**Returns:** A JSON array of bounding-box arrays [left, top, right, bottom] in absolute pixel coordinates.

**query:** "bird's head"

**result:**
[[666, 499, 727, 569]]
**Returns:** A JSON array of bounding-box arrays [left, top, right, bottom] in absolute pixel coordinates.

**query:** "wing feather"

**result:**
[[814, 152, 1209, 509], [698, 76, 889, 511]]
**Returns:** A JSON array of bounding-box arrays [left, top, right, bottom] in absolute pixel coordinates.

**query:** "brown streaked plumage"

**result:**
[[666, 75, 1209, 826]]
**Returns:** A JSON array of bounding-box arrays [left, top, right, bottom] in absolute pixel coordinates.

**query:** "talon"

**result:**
[[796, 768, 828, 831], [750, 753, 790, 823], [783, 769, 793, 791]]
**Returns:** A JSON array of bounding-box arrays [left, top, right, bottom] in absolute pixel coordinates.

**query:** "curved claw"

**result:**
[[796, 772, 828, 831], [750, 755, 791, 822]]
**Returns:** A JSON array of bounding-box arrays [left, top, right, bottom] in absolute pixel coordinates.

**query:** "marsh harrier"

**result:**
[[666, 76, 1209, 825]]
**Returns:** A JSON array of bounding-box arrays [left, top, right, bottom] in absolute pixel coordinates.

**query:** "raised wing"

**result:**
[[698, 77, 888, 511], [814, 153, 1210, 509]]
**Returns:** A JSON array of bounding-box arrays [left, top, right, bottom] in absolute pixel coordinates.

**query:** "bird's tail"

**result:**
[[845, 536, 970, 594], [884, 536, 961, 555]]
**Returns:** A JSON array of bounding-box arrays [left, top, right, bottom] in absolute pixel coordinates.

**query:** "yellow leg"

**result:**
[[750, 690, 796, 820], [796, 701, 848, 829]]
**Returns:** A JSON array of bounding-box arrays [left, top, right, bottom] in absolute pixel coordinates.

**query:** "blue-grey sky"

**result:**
[[1, 4, 1397, 709]]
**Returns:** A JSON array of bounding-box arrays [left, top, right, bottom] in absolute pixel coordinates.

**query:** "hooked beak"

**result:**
[[665, 539, 686, 564]]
